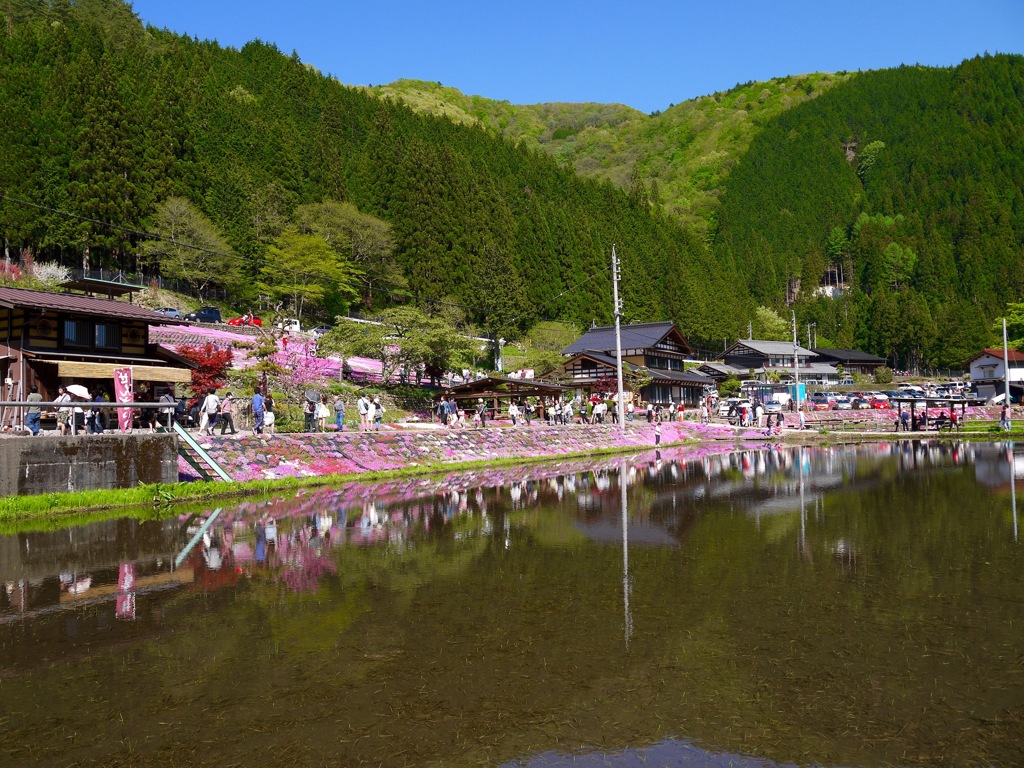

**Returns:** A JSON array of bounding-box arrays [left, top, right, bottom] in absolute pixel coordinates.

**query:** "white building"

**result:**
[[967, 348, 1024, 402]]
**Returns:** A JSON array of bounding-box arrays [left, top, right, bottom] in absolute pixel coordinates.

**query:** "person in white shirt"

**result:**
[[357, 395, 370, 431], [199, 388, 220, 436]]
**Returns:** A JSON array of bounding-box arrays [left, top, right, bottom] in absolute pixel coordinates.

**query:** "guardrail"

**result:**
[[0, 400, 177, 433]]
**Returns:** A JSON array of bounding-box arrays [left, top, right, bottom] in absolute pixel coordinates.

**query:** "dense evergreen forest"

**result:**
[[1, 1, 1022, 369], [713, 56, 1024, 368], [0, 0, 745, 348]]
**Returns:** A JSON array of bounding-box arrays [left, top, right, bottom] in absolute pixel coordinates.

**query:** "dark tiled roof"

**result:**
[[811, 347, 886, 364], [562, 321, 687, 356], [0, 285, 178, 323], [567, 351, 642, 372], [725, 339, 814, 357]]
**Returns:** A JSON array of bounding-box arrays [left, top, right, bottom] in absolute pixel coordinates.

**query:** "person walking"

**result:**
[[333, 395, 346, 431], [626, 400, 635, 422], [264, 392, 277, 435], [436, 396, 448, 426], [218, 392, 237, 435], [655, 421, 662, 446], [317, 395, 330, 432], [476, 398, 488, 428], [55, 385, 72, 435], [372, 396, 385, 430], [303, 397, 317, 432], [25, 384, 43, 436], [509, 401, 520, 427], [357, 394, 370, 431], [199, 388, 220, 436], [445, 396, 459, 428], [252, 386, 265, 435]]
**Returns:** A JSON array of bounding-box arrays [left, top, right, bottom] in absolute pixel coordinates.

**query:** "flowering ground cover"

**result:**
[[184, 421, 763, 482]]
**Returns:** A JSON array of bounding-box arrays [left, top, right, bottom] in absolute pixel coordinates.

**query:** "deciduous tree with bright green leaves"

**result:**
[[259, 229, 359, 322]]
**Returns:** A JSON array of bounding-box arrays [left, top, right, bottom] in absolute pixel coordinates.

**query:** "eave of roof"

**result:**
[[0, 285, 179, 324]]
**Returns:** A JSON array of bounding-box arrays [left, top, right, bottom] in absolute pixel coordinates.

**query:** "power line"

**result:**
[[0, 191, 232, 258]]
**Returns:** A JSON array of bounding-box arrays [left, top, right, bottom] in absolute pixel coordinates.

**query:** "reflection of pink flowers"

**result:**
[[279, 546, 337, 592]]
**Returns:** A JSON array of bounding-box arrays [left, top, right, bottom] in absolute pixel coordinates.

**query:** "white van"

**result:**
[[276, 318, 301, 333]]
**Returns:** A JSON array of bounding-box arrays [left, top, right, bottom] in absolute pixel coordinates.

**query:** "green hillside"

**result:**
[[373, 73, 849, 232], [714, 55, 1024, 368], [0, 0, 746, 347]]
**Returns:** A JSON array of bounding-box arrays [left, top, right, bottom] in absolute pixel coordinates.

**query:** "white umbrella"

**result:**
[[66, 384, 90, 398]]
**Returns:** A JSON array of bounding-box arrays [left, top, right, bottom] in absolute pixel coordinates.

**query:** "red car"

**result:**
[[869, 395, 891, 409], [227, 315, 262, 327]]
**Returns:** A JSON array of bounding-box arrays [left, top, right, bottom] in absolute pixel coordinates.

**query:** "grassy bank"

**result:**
[[0, 439, 701, 524]]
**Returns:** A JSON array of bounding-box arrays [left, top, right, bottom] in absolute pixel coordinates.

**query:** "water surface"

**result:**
[[2, 441, 1022, 767]]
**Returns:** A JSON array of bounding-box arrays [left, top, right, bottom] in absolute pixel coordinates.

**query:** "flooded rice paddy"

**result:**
[[1, 440, 1023, 767]]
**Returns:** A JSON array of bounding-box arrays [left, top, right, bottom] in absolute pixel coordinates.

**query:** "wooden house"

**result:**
[[0, 285, 195, 411], [558, 321, 712, 406]]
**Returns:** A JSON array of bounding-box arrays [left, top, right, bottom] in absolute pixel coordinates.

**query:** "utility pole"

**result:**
[[748, 320, 753, 339], [1004, 318, 1011, 406], [792, 311, 801, 411], [612, 246, 626, 432]]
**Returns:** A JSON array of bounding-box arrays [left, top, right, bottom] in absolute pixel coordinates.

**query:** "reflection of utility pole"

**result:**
[[1012, 443, 1018, 542], [620, 458, 632, 650]]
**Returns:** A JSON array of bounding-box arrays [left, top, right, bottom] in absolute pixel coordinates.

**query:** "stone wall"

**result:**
[[192, 421, 757, 482], [0, 434, 178, 496]]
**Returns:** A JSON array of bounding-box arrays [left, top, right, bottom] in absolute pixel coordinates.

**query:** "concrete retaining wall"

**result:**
[[190, 421, 758, 482], [0, 434, 179, 497]]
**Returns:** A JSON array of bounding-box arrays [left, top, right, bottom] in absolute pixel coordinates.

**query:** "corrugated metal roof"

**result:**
[[0, 285, 178, 323]]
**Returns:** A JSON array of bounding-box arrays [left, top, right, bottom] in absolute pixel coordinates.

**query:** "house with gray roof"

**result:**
[[720, 339, 839, 383], [557, 322, 712, 406]]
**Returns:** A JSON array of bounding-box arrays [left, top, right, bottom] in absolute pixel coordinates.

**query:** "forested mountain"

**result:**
[[372, 73, 847, 233], [1, 1, 1022, 369], [0, 0, 746, 348], [713, 55, 1024, 368]]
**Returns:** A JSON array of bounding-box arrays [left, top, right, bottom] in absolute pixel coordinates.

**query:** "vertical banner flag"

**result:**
[[113, 367, 133, 433]]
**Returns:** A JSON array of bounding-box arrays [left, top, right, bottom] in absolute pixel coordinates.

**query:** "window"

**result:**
[[63, 319, 91, 348], [95, 323, 121, 350]]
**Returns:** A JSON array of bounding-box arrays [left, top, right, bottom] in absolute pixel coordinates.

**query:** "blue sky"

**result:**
[[130, 0, 1023, 113]]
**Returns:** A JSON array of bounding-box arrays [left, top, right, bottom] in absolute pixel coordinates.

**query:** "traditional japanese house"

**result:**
[[558, 321, 712, 406], [0, 285, 195, 425]]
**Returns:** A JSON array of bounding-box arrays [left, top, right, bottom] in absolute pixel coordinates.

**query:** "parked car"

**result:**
[[717, 397, 749, 418], [833, 395, 854, 410], [763, 400, 783, 415], [154, 307, 183, 319], [311, 324, 334, 337], [227, 315, 263, 327], [809, 392, 836, 410], [276, 318, 301, 333], [869, 393, 891, 409], [850, 397, 872, 410], [185, 306, 222, 323]]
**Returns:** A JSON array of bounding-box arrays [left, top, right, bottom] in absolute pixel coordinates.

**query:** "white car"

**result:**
[[276, 318, 301, 333], [717, 398, 750, 418], [832, 395, 854, 410]]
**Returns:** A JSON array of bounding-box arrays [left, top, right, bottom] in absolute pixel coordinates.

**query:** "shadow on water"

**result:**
[[1, 440, 1023, 767]]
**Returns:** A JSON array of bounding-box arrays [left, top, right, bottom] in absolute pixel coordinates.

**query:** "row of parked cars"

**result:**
[[808, 391, 892, 410], [153, 306, 334, 336]]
